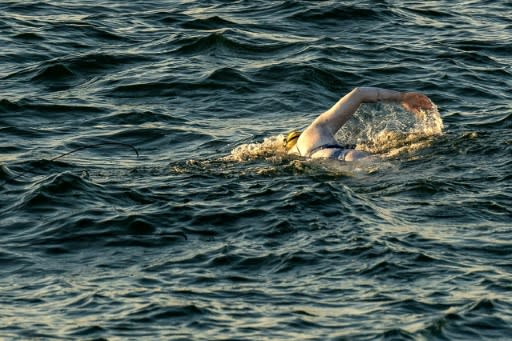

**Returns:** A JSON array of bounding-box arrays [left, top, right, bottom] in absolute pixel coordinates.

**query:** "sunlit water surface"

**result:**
[[1, 1, 511, 340]]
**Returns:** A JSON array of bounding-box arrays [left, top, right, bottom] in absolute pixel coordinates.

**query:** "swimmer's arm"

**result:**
[[309, 87, 403, 135]]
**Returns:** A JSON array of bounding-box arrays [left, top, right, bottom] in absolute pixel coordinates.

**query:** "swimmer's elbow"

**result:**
[[351, 87, 377, 102], [347, 87, 363, 99]]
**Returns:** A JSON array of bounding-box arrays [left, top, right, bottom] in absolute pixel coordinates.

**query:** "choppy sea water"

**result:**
[[1, 1, 511, 340]]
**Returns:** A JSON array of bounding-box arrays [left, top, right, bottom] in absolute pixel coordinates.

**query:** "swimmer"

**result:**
[[284, 87, 433, 161]]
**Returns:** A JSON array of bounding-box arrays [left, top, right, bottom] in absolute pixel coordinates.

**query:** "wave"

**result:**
[[181, 15, 238, 31], [108, 66, 256, 98], [3, 52, 151, 93], [291, 4, 381, 22], [18, 171, 101, 210], [401, 6, 457, 19], [31, 63, 75, 82], [0, 98, 106, 125], [468, 112, 512, 129], [8, 171, 187, 252], [173, 30, 303, 57], [84, 110, 188, 126], [252, 62, 348, 91], [12, 32, 45, 41], [47, 22, 130, 43], [0, 125, 49, 143], [398, 298, 512, 339]]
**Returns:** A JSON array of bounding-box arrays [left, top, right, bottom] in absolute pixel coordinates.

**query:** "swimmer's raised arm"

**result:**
[[309, 87, 403, 136], [307, 87, 433, 136]]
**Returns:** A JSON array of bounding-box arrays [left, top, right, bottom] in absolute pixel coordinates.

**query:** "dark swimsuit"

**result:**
[[306, 144, 357, 160]]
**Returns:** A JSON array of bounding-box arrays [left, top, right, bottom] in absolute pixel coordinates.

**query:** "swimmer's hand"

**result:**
[[401, 92, 434, 116]]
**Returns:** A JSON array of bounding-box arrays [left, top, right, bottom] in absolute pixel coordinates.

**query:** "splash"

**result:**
[[223, 135, 287, 162], [337, 102, 444, 157]]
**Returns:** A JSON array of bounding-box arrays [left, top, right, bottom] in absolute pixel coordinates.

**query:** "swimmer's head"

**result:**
[[284, 130, 302, 150]]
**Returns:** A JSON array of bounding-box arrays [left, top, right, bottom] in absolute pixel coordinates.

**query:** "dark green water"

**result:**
[[1, 1, 511, 340]]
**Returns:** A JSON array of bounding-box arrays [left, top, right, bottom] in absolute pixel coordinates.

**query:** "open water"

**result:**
[[1, 1, 511, 340]]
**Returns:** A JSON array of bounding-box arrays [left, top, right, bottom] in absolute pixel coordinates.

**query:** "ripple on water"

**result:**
[[1, 1, 512, 340]]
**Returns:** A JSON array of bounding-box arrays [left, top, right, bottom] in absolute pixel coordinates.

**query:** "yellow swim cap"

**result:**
[[284, 130, 302, 150]]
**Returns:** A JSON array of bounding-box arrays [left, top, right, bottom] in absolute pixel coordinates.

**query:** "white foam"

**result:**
[[223, 135, 287, 162]]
